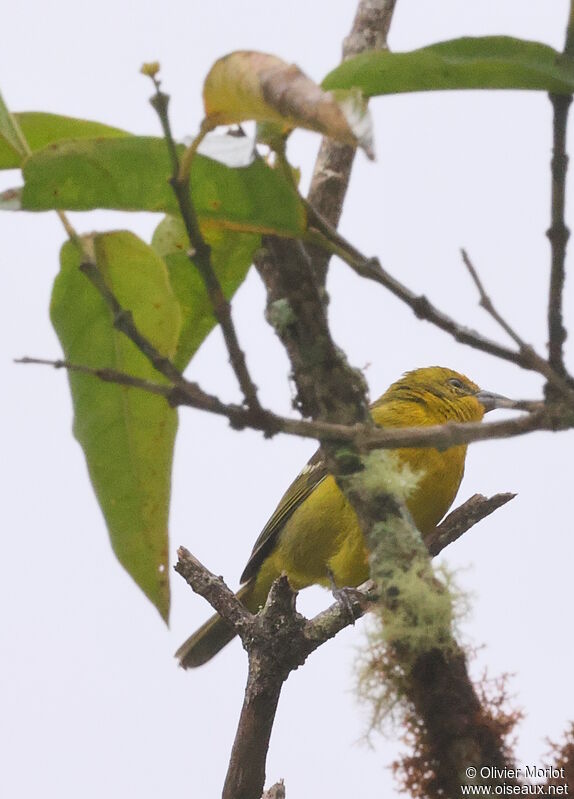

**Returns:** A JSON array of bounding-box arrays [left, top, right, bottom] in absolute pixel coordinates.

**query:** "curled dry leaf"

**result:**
[[203, 50, 374, 159]]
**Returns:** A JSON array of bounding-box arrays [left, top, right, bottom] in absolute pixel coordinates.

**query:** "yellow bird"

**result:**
[[176, 366, 511, 668]]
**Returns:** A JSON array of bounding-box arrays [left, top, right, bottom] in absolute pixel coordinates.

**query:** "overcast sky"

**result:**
[[2, 2, 573, 797]]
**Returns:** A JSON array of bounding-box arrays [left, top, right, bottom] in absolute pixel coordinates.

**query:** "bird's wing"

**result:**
[[240, 448, 328, 583]]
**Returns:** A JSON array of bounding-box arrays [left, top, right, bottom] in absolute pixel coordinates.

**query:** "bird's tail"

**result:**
[[175, 581, 256, 669]]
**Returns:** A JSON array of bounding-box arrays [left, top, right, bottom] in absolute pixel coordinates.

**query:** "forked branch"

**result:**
[[175, 491, 515, 799]]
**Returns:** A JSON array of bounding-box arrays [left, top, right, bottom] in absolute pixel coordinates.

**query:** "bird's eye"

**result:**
[[448, 377, 465, 390]]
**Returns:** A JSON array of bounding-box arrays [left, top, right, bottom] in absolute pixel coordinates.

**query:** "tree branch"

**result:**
[[461, 249, 574, 395], [174, 548, 253, 634], [18, 357, 567, 452], [426, 492, 516, 557], [307, 0, 397, 285], [148, 80, 262, 412], [221, 576, 304, 799], [175, 550, 306, 799], [256, 236, 371, 425], [547, 91, 572, 382], [563, 0, 574, 61], [461, 248, 531, 349], [307, 214, 574, 403], [262, 781, 286, 799], [79, 259, 189, 389], [174, 491, 515, 799]]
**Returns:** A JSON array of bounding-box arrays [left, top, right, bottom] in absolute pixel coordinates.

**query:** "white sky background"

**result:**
[[2, 1, 573, 796]]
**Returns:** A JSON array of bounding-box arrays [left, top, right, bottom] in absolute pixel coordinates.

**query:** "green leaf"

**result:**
[[0, 91, 29, 163], [0, 111, 130, 170], [51, 232, 182, 622], [323, 37, 574, 97], [20, 136, 306, 236], [152, 215, 259, 369]]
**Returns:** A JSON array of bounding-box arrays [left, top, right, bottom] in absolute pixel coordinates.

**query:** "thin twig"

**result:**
[[305, 210, 522, 361], [306, 211, 574, 403], [564, 0, 574, 58], [15, 355, 265, 430], [461, 248, 526, 348], [15, 357, 176, 398], [148, 79, 262, 412], [174, 547, 253, 634], [426, 492, 516, 557], [461, 249, 574, 395], [547, 92, 572, 380], [79, 260, 189, 389], [17, 356, 563, 450], [262, 781, 286, 799]]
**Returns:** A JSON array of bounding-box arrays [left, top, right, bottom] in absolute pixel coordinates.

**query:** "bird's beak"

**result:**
[[474, 389, 517, 413]]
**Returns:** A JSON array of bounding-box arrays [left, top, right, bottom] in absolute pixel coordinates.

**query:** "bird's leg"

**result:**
[[326, 568, 362, 625]]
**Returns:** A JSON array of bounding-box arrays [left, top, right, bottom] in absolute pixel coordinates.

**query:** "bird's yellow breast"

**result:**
[[370, 397, 470, 533]]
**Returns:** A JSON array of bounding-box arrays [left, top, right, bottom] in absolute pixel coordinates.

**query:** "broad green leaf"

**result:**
[[323, 37, 574, 97], [0, 91, 29, 162], [51, 232, 181, 622], [152, 215, 259, 369], [20, 136, 306, 236], [0, 112, 130, 169]]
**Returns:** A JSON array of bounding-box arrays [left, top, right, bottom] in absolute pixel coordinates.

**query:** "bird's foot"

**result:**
[[327, 569, 362, 626]]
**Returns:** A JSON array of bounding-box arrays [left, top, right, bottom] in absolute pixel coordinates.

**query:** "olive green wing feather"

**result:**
[[240, 393, 390, 585], [240, 449, 328, 583]]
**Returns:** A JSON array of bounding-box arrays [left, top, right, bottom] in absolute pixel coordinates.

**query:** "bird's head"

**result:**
[[384, 366, 515, 423]]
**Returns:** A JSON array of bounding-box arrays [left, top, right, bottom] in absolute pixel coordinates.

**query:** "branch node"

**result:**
[[547, 91, 572, 377]]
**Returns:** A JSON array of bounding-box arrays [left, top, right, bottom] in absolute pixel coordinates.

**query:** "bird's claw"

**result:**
[[327, 569, 360, 625]]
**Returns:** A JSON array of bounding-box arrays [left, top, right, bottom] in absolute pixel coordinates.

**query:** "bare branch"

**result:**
[[262, 781, 286, 799], [307, 0, 397, 285], [175, 548, 306, 799], [426, 492, 516, 557], [565, 0, 574, 55], [222, 576, 305, 799], [15, 356, 176, 399], [547, 92, 572, 381], [307, 216, 574, 403], [461, 248, 527, 349], [461, 249, 574, 395], [14, 355, 266, 431], [174, 494, 519, 652], [174, 490, 514, 799], [79, 260, 188, 389], [18, 356, 566, 452], [255, 236, 370, 425], [148, 80, 262, 412], [342, 0, 396, 55], [359, 409, 558, 451], [174, 548, 253, 634]]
